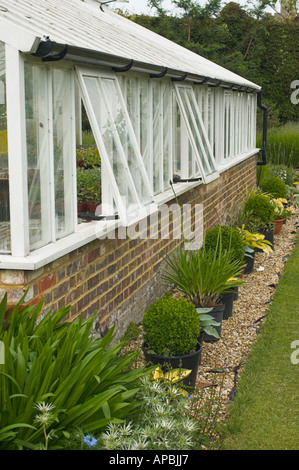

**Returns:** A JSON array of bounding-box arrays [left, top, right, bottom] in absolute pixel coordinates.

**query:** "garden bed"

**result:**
[[121, 207, 299, 441]]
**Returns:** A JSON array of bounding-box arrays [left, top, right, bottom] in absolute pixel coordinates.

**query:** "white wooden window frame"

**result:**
[[76, 66, 156, 225], [0, 51, 260, 269], [26, 62, 77, 251], [174, 83, 218, 184], [6, 44, 30, 257]]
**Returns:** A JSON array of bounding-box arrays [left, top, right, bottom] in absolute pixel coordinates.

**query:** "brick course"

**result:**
[[0, 156, 257, 341]]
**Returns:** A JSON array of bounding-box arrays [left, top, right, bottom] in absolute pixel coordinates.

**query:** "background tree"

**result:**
[[124, 0, 299, 125]]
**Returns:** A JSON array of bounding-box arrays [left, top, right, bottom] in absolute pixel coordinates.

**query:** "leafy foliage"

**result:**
[[125, 1, 299, 125], [162, 245, 245, 308], [68, 376, 201, 450], [204, 225, 245, 263], [0, 294, 147, 450], [261, 176, 288, 199], [142, 296, 200, 356], [243, 193, 275, 227], [77, 167, 101, 204]]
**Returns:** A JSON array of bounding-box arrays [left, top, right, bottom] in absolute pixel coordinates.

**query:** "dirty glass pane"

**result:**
[[52, 69, 74, 239], [0, 41, 10, 253], [162, 82, 172, 191], [25, 64, 51, 250], [139, 79, 150, 176], [152, 81, 162, 194], [184, 88, 216, 174], [25, 64, 74, 250], [82, 74, 151, 215]]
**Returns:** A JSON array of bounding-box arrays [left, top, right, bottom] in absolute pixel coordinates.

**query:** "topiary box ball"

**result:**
[[244, 193, 275, 225], [261, 176, 288, 199], [142, 296, 200, 357]]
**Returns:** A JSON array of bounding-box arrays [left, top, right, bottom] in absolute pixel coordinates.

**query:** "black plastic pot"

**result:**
[[244, 249, 255, 274], [257, 224, 275, 252], [142, 342, 202, 391], [201, 304, 224, 342], [233, 285, 239, 300], [219, 291, 235, 320]]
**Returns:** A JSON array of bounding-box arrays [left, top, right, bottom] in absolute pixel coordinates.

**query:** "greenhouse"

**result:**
[[0, 0, 262, 334]]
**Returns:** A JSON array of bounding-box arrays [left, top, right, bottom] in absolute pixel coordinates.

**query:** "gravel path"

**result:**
[[193, 209, 299, 422], [121, 208, 299, 432]]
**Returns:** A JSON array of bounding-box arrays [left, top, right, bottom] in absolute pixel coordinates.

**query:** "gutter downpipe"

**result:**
[[257, 91, 268, 186], [257, 90, 268, 167]]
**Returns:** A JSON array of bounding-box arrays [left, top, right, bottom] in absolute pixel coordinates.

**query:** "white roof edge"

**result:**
[[0, 16, 40, 53], [0, 0, 260, 90]]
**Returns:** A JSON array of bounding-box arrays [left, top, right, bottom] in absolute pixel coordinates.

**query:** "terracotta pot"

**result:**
[[273, 218, 286, 235], [77, 202, 86, 213], [86, 202, 98, 213]]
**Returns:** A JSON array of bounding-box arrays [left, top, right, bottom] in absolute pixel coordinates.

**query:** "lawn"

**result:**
[[222, 231, 299, 450]]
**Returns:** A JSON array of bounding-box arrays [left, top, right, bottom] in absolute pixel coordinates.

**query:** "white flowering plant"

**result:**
[[67, 377, 200, 451]]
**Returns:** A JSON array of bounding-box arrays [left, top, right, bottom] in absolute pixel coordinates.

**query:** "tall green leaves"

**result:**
[[162, 246, 245, 307], [0, 294, 147, 450]]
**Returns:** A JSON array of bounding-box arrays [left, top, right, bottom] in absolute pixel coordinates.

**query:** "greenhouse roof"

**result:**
[[0, 0, 260, 91]]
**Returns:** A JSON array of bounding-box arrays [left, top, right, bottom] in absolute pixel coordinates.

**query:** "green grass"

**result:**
[[222, 232, 299, 450], [82, 130, 96, 146], [257, 122, 299, 168]]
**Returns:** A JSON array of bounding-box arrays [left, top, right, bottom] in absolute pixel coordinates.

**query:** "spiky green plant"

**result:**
[[0, 293, 148, 450], [162, 246, 245, 308]]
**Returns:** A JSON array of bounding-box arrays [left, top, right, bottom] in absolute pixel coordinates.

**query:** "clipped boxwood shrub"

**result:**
[[243, 193, 275, 228], [142, 296, 200, 357], [204, 225, 245, 263], [261, 176, 287, 199]]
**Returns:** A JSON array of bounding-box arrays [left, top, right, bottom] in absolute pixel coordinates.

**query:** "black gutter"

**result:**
[[31, 40, 260, 94], [257, 91, 268, 167]]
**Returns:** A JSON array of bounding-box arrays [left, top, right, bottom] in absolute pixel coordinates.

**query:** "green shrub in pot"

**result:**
[[243, 192, 275, 230], [142, 296, 200, 357], [204, 225, 245, 264], [260, 176, 288, 199]]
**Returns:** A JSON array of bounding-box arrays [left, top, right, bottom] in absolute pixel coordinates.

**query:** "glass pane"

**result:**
[[185, 88, 216, 174], [139, 79, 150, 178], [162, 83, 172, 191], [247, 95, 253, 148], [174, 99, 181, 176], [83, 75, 151, 214], [0, 41, 10, 253], [25, 64, 52, 250], [152, 81, 162, 194], [126, 77, 138, 138], [52, 69, 74, 239]]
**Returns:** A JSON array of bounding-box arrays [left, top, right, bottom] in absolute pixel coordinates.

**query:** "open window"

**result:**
[[76, 67, 155, 225], [174, 83, 218, 183]]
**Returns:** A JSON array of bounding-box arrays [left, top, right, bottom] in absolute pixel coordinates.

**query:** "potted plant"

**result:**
[[203, 224, 245, 319], [162, 244, 245, 340], [260, 176, 288, 199], [196, 307, 221, 344], [238, 224, 273, 274], [77, 167, 101, 214], [141, 296, 202, 391], [242, 192, 276, 247], [76, 145, 101, 169], [271, 198, 295, 234]]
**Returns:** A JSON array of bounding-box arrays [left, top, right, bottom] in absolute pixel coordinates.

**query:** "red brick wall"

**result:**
[[0, 156, 257, 341]]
